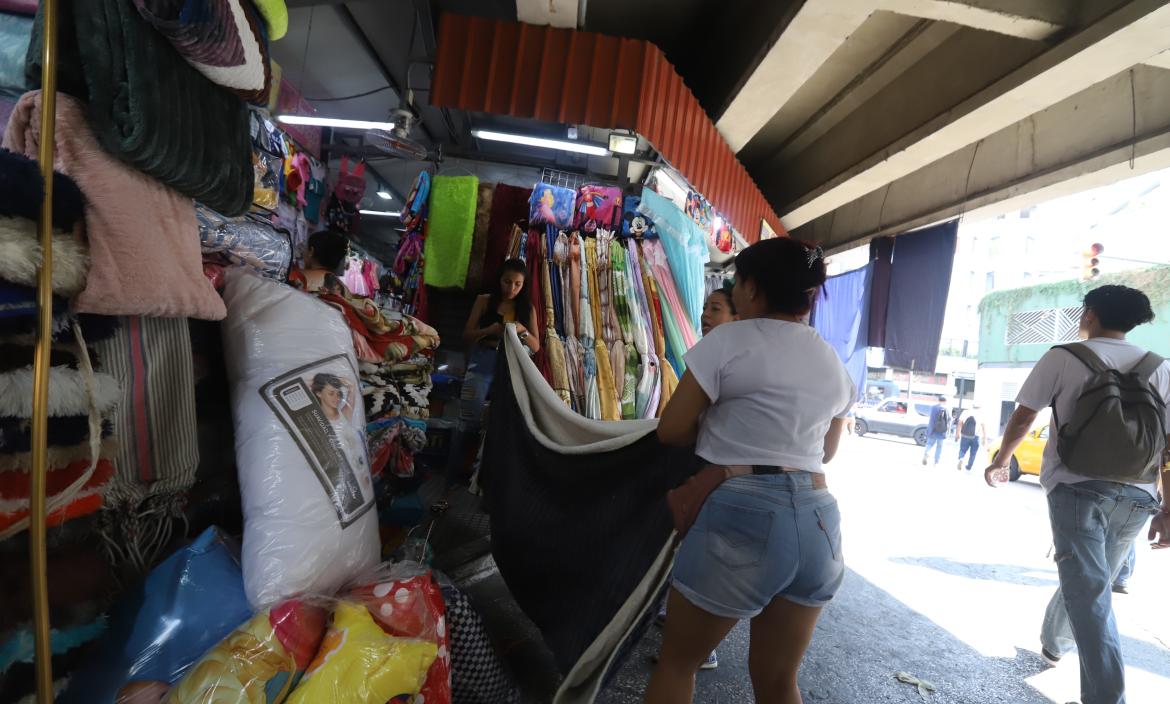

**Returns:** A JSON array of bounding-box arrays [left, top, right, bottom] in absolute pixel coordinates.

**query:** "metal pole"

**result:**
[[30, 1, 59, 701]]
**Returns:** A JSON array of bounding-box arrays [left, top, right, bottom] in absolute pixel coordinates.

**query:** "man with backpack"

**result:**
[[922, 395, 950, 466], [955, 405, 987, 471], [985, 285, 1170, 704]]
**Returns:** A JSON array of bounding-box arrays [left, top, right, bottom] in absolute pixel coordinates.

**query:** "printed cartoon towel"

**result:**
[[529, 183, 575, 229], [573, 185, 622, 233]]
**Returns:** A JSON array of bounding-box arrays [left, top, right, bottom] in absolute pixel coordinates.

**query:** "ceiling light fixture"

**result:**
[[471, 129, 609, 157], [360, 210, 402, 217], [608, 133, 637, 155], [278, 115, 396, 131], [377, 191, 393, 200]]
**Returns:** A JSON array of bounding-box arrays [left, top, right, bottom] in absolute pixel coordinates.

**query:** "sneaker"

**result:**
[[700, 651, 718, 670], [1040, 647, 1061, 667], [922, 457, 928, 466], [957, 461, 964, 470], [655, 607, 667, 626], [1112, 583, 1129, 595]]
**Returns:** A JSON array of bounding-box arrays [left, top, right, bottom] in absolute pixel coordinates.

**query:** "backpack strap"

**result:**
[[1131, 352, 1165, 382], [1056, 343, 1110, 374]]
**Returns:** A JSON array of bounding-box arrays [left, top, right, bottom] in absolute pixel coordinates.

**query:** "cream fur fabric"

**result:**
[[0, 217, 89, 295], [0, 366, 120, 418]]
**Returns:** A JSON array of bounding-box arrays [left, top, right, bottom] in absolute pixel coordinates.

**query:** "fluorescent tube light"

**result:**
[[278, 115, 395, 131], [471, 129, 609, 157], [377, 191, 393, 200], [360, 210, 402, 217], [655, 168, 690, 203]]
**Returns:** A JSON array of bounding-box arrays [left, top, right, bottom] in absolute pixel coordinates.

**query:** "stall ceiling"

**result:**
[[277, 0, 1170, 251]]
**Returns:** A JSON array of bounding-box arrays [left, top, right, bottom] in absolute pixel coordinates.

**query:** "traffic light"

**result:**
[[1082, 243, 1103, 280]]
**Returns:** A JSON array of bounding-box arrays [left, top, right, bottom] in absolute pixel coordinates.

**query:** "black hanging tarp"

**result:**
[[881, 221, 958, 372]]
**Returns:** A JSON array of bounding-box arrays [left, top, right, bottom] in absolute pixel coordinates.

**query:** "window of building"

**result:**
[[1005, 307, 1084, 345], [985, 272, 995, 292]]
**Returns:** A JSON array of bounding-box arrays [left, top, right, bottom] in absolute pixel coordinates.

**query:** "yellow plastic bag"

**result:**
[[166, 600, 327, 704], [285, 602, 437, 704]]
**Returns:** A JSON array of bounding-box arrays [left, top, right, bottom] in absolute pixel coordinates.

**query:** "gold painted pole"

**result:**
[[30, 0, 59, 701]]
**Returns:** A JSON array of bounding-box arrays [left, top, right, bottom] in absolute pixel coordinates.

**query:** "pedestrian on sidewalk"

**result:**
[[984, 285, 1170, 704], [648, 238, 854, 704], [955, 405, 987, 471], [922, 395, 949, 466]]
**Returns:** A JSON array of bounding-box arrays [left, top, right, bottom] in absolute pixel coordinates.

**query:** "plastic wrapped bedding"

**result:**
[[480, 327, 701, 703], [222, 269, 380, 608], [197, 203, 292, 280]]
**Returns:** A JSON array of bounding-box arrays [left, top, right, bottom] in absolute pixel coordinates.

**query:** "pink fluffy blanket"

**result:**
[[2, 91, 225, 320]]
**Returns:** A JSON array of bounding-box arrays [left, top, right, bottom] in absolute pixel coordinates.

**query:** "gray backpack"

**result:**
[[1053, 344, 1167, 484]]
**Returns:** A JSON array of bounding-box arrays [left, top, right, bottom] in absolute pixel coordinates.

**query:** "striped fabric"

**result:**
[[94, 316, 198, 571]]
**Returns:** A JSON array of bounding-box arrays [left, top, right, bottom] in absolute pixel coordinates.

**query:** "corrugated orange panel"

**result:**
[[431, 14, 787, 242]]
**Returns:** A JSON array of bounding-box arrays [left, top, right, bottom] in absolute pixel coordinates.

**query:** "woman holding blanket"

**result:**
[[649, 238, 855, 704]]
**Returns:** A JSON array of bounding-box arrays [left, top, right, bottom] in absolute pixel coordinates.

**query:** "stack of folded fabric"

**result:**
[[298, 284, 440, 483], [0, 149, 121, 541]]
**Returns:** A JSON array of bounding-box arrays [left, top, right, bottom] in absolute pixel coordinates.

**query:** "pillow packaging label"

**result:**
[[261, 354, 375, 528]]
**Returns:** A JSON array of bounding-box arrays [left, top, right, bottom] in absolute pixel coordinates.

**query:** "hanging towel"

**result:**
[[479, 328, 701, 701], [529, 182, 575, 228], [132, 0, 272, 103], [638, 189, 708, 336], [3, 91, 226, 319], [483, 183, 531, 277], [585, 238, 619, 421], [93, 316, 200, 574], [26, 0, 254, 215], [540, 251, 571, 406], [573, 184, 622, 233], [466, 181, 495, 292], [423, 174, 479, 288]]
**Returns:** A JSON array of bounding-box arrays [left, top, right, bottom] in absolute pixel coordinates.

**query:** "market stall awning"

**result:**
[[430, 13, 786, 244]]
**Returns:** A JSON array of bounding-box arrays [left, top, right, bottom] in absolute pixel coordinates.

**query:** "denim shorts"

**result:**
[[673, 472, 844, 619]]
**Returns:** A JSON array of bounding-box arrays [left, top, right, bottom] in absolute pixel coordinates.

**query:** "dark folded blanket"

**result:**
[[26, 0, 253, 215], [480, 328, 700, 703]]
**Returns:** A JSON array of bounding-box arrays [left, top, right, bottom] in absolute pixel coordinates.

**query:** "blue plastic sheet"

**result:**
[[60, 526, 252, 703]]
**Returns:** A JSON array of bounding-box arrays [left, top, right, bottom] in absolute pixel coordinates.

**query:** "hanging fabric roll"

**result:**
[[626, 241, 660, 419], [577, 240, 601, 420], [637, 189, 709, 337], [539, 236, 571, 406], [584, 237, 619, 421], [611, 243, 639, 420]]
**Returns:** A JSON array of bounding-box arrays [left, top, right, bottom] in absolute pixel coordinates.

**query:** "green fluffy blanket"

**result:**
[[423, 174, 479, 289], [26, 0, 253, 215]]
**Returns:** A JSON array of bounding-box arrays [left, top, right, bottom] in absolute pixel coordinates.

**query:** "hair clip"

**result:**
[[806, 244, 825, 268]]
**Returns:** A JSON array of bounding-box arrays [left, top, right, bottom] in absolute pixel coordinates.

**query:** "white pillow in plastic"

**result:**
[[222, 269, 380, 607]]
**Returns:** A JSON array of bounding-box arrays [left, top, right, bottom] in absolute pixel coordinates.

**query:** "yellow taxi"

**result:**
[[986, 425, 1047, 481]]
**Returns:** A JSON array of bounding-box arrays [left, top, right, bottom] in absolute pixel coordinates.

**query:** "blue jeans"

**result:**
[[445, 345, 497, 484], [1114, 542, 1136, 588], [1040, 481, 1159, 704], [923, 433, 946, 464], [673, 472, 844, 619], [958, 436, 980, 470]]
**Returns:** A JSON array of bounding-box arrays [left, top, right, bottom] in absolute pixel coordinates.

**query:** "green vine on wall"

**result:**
[[978, 266, 1170, 315]]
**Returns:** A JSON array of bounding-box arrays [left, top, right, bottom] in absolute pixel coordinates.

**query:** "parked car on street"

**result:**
[[986, 425, 1047, 481], [853, 399, 935, 445]]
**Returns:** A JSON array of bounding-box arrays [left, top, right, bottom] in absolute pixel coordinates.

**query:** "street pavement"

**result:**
[[597, 432, 1170, 704]]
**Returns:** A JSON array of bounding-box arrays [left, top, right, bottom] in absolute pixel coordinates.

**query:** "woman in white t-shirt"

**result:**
[[646, 238, 855, 704]]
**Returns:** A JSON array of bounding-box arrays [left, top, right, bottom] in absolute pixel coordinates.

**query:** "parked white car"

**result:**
[[854, 399, 934, 446]]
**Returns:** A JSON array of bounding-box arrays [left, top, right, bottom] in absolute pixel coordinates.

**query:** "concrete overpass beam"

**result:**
[[878, 0, 1073, 40], [715, 0, 878, 153], [780, 0, 1170, 231], [792, 65, 1170, 251]]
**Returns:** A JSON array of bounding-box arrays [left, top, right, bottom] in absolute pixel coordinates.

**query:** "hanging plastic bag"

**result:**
[[165, 599, 328, 703]]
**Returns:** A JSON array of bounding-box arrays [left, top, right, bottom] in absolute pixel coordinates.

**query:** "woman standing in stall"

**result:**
[[446, 258, 540, 484], [647, 238, 855, 704]]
